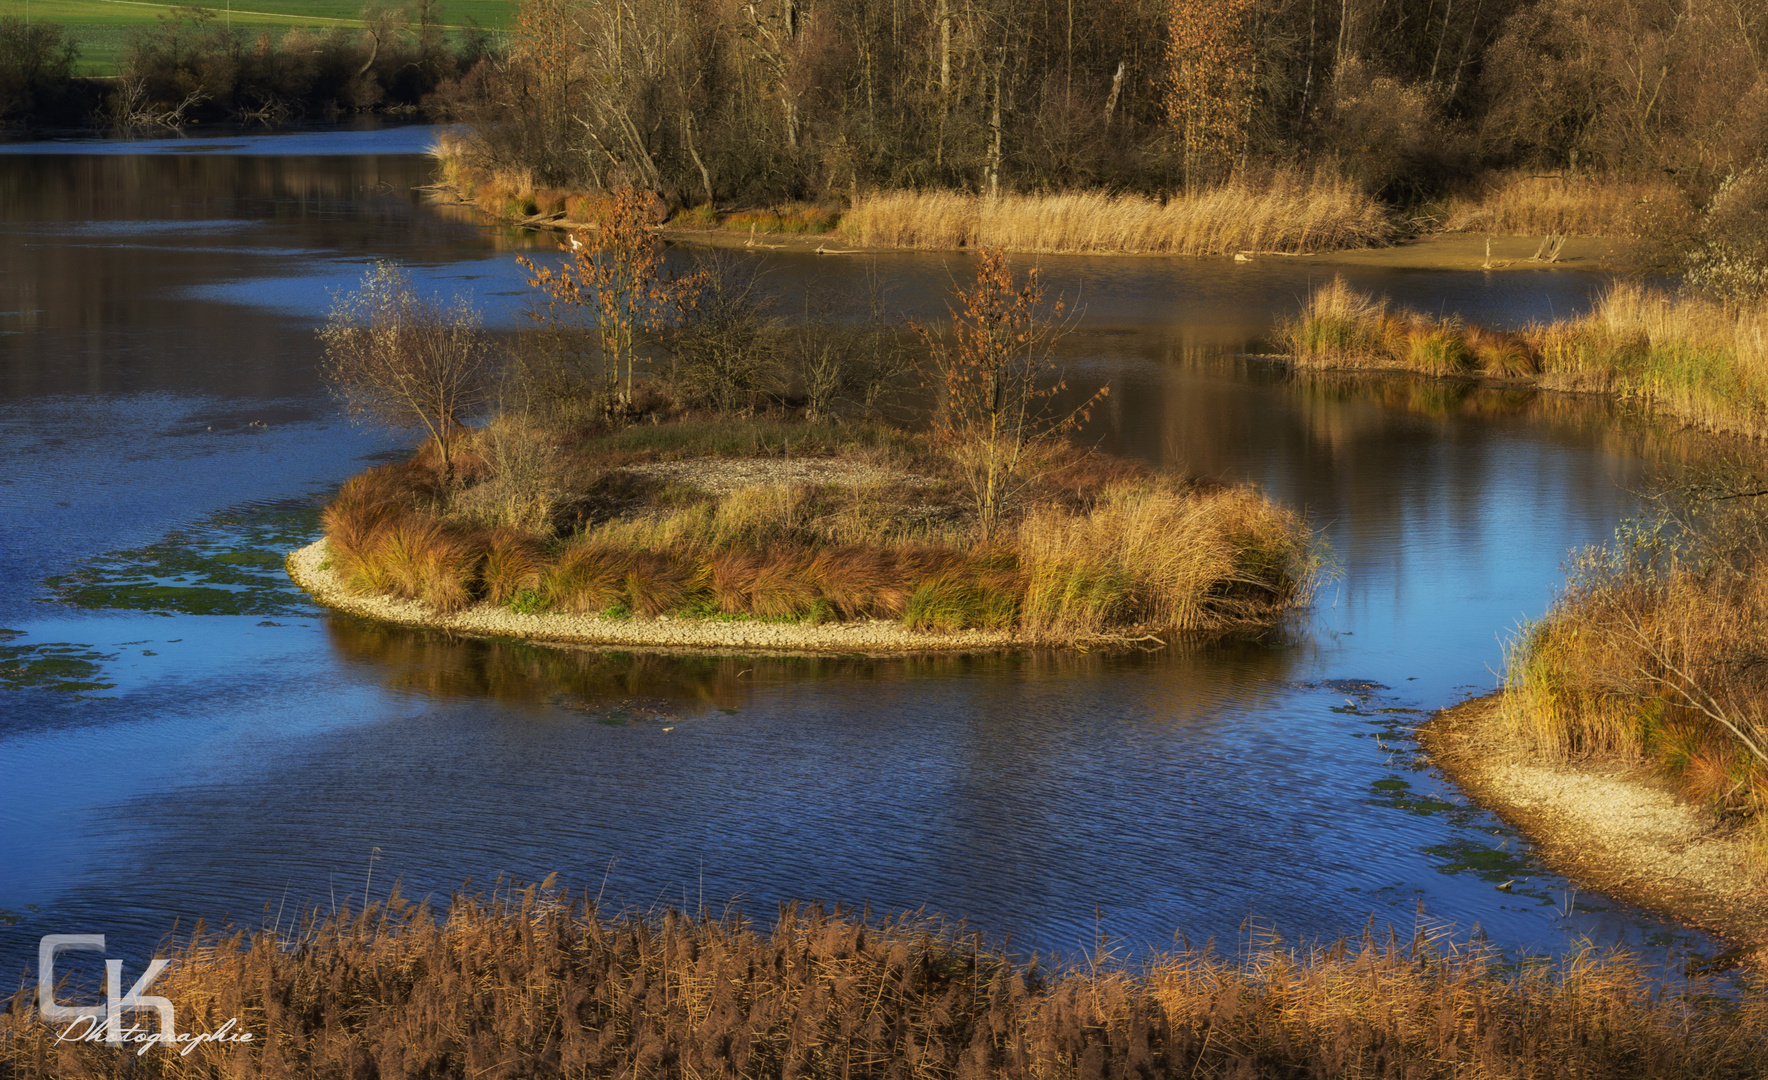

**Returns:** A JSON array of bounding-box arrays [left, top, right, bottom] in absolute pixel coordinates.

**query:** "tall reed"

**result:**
[[5, 890, 1762, 1079], [842, 174, 1394, 255], [1536, 282, 1768, 434]]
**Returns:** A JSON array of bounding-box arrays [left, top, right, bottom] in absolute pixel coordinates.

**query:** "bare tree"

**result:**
[[319, 262, 494, 491]]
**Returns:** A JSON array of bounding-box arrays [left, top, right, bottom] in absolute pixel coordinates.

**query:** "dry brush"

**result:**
[[5, 890, 1764, 1080]]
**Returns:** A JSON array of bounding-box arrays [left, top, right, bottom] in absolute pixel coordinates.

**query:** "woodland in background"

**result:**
[[8, 0, 1768, 277], [433, 0, 1768, 211]]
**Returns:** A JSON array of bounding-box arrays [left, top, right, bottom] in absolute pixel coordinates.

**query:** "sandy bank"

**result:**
[[1422, 694, 1768, 967], [286, 540, 1023, 655]]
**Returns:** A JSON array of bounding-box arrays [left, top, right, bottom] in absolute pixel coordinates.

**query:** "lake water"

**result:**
[[0, 125, 1720, 978]]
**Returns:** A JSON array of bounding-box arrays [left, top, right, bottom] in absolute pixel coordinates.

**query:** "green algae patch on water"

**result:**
[[0, 630, 116, 696], [42, 504, 323, 617]]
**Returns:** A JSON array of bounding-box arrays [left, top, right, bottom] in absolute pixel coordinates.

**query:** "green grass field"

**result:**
[[0, 0, 511, 74]]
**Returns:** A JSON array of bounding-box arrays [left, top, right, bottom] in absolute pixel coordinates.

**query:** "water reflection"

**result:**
[[323, 617, 1301, 715]]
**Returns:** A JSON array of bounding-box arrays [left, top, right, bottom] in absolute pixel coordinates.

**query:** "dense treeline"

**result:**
[[0, 1, 491, 130], [436, 0, 1768, 207]]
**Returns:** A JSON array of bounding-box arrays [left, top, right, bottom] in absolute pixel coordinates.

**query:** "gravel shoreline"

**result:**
[[1422, 694, 1767, 968], [286, 540, 1024, 655]]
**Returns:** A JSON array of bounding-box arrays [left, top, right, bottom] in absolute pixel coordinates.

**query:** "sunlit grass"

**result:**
[[840, 173, 1395, 255], [1439, 171, 1691, 237]]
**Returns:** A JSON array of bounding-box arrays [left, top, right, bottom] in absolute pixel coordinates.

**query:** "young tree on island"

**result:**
[[318, 262, 494, 491], [915, 247, 1107, 540], [520, 188, 701, 415]]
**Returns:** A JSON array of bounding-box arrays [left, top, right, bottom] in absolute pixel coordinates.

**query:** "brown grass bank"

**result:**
[[306, 417, 1318, 646], [1277, 277, 1768, 439], [6, 890, 1766, 1080], [1424, 695, 1768, 964]]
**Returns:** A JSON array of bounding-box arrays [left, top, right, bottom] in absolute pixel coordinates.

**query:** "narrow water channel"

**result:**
[[0, 125, 1718, 976]]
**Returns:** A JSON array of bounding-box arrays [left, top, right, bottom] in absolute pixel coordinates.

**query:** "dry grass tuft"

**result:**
[[1018, 483, 1315, 635], [5, 891, 1763, 1080], [478, 528, 546, 606], [544, 541, 638, 613], [804, 546, 913, 619], [842, 174, 1394, 255]]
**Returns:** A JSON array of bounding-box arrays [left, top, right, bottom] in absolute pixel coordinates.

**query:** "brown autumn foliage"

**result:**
[[418, 0, 1768, 294], [1163, 0, 1255, 189], [5, 889, 1765, 1080]]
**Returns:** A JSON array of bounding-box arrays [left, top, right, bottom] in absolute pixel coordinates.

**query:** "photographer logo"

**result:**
[[38, 935, 255, 1055]]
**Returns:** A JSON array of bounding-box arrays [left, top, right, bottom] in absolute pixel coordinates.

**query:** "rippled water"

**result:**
[[0, 126, 1720, 977]]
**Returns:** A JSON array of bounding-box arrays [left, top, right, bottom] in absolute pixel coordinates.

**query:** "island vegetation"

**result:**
[[306, 204, 1317, 644]]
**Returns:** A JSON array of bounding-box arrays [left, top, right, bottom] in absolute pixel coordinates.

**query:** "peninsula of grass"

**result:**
[[1276, 277, 1768, 439], [307, 413, 1317, 648], [1494, 461, 1768, 877]]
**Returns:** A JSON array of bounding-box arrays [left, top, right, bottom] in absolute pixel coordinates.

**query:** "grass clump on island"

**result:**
[[315, 218, 1317, 643], [1503, 466, 1768, 866], [1278, 277, 1768, 438], [5, 888, 1765, 1080]]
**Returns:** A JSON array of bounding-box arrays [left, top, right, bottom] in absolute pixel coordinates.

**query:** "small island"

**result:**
[[290, 226, 1318, 652]]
